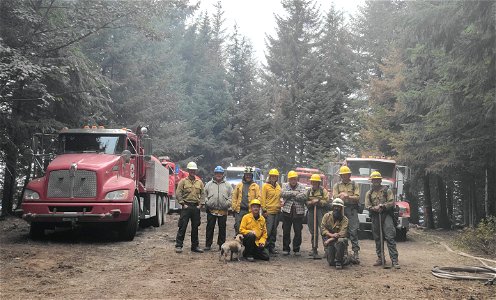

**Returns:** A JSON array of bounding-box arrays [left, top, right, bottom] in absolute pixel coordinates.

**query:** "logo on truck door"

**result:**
[[130, 164, 135, 179]]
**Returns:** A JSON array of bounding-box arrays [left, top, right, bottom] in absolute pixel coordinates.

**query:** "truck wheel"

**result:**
[[29, 222, 46, 240], [152, 195, 162, 228], [396, 228, 407, 242], [119, 196, 139, 241], [161, 196, 169, 225]]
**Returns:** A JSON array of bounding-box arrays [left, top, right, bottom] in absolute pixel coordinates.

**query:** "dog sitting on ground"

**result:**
[[219, 234, 244, 262]]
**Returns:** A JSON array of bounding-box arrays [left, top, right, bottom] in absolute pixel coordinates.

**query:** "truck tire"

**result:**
[[119, 196, 139, 241], [29, 222, 46, 240], [152, 195, 162, 228], [396, 228, 407, 242], [161, 196, 169, 225]]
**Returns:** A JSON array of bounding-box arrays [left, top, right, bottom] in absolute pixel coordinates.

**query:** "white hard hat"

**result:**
[[186, 161, 198, 170]]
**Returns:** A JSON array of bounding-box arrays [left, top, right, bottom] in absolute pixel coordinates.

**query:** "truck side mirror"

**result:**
[[122, 150, 131, 163], [143, 137, 152, 162]]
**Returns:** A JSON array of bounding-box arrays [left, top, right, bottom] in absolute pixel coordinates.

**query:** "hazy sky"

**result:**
[[195, 0, 364, 63]]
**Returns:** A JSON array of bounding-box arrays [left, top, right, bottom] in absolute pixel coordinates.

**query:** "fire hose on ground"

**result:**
[[431, 265, 496, 286]]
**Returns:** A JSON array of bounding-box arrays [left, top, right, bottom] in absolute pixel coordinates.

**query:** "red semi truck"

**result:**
[[21, 126, 169, 240]]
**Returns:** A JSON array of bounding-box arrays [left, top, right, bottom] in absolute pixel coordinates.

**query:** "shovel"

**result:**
[[311, 204, 322, 259], [379, 211, 391, 269]]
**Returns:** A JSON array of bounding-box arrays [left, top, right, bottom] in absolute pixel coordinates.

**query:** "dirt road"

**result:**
[[0, 214, 494, 299]]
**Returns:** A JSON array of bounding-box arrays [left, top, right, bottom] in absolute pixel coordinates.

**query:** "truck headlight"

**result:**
[[105, 190, 129, 200], [23, 189, 40, 200]]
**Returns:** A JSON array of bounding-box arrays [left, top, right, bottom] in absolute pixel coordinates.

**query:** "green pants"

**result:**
[[344, 206, 360, 253], [371, 213, 398, 262]]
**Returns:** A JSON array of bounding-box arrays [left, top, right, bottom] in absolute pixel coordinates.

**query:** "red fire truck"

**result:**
[[21, 126, 169, 241], [330, 156, 411, 241], [295, 167, 329, 190]]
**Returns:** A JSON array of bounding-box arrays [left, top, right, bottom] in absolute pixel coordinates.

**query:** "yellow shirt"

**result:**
[[232, 182, 261, 213], [332, 181, 360, 205], [364, 187, 394, 210], [239, 213, 268, 246], [261, 182, 281, 214], [176, 177, 205, 205]]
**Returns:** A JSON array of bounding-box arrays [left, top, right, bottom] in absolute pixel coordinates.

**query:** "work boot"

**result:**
[[246, 256, 255, 262], [392, 261, 401, 269], [175, 247, 183, 253], [204, 246, 211, 251], [269, 248, 279, 255], [353, 251, 360, 264], [335, 262, 343, 270], [191, 247, 204, 253], [373, 258, 384, 266], [293, 251, 301, 257], [282, 250, 290, 256]]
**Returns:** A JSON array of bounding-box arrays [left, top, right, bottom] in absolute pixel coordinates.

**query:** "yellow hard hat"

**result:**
[[332, 198, 344, 207], [269, 169, 280, 176], [339, 166, 351, 175], [370, 171, 382, 179], [310, 174, 321, 182], [249, 199, 261, 207], [287, 170, 298, 179]]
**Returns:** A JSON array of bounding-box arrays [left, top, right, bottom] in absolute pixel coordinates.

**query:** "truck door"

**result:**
[[124, 137, 138, 184]]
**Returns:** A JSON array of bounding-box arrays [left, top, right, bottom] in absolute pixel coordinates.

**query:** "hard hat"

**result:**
[[332, 198, 345, 207], [310, 174, 321, 182], [186, 161, 198, 170], [287, 170, 298, 179], [268, 169, 280, 176], [249, 199, 261, 207], [370, 171, 382, 179], [339, 166, 352, 175], [214, 166, 224, 173], [244, 166, 254, 174]]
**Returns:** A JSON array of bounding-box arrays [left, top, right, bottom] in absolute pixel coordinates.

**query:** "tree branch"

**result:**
[[43, 12, 133, 54]]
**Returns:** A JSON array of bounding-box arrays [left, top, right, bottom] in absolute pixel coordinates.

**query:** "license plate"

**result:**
[[62, 218, 77, 222]]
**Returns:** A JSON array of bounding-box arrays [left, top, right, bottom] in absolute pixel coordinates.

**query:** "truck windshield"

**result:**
[[347, 161, 395, 178], [58, 134, 125, 154], [225, 170, 245, 181]]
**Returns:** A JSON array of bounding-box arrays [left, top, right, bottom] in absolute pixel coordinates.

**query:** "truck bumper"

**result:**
[[21, 202, 132, 223]]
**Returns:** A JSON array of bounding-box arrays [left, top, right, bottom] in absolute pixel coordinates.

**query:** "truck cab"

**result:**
[[21, 127, 169, 240]]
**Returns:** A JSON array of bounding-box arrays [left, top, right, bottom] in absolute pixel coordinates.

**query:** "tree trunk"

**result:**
[[423, 172, 435, 229], [1, 150, 17, 216], [404, 180, 419, 224], [488, 165, 496, 217], [446, 180, 454, 224], [436, 174, 450, 229], [462, 179, 470, 226]]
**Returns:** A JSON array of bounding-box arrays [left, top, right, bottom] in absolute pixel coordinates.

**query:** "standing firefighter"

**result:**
[[332, 165, 361, 263], [365, 171, 401, 269], [240, 199, 270, 262], [322, 198, 349, 269], [232, 167, 261, 234], [306, 174, 330, 258], [280, 170, 307, 256], [261, 168, 282, 255], [175, 162, 205, 253], [204, 166, 233, 251]]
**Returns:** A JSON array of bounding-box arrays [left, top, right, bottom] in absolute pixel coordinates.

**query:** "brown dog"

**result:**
[[219, 234, 244, 262]]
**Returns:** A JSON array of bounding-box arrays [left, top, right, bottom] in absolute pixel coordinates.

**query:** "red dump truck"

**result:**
[[21, 126, 169, 240]]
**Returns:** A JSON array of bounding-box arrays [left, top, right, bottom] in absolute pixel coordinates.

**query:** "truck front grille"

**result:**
[[47, 170, 97, 198]]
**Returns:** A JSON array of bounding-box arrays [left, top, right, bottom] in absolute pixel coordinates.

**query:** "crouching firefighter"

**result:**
[[321, 198, 349, 269], [365, 171, 400, 269]]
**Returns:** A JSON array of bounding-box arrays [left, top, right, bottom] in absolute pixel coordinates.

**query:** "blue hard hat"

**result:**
[[214, 166, 224, 173]]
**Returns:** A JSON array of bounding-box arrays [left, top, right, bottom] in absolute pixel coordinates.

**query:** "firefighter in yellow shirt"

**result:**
[[239, 199, 269, 262], [333, 166, 361, 263], [261, 168, 282, 255]]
